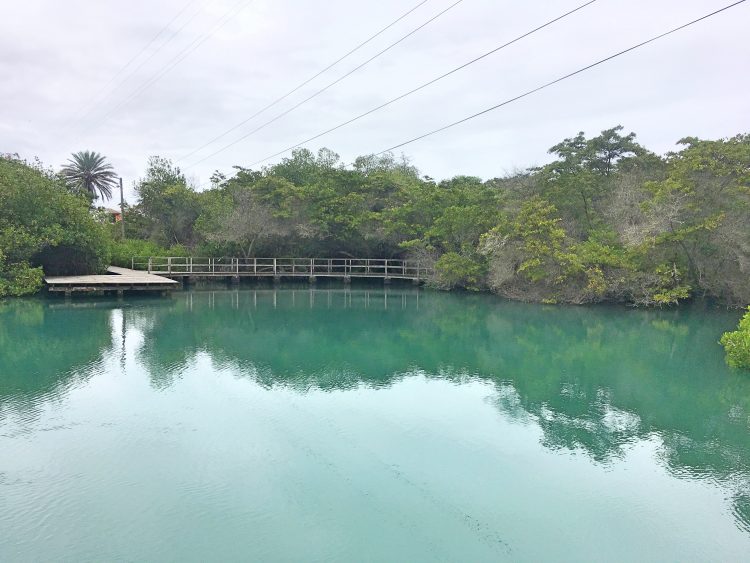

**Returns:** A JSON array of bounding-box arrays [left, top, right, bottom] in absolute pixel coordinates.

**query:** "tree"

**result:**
[[134, 156, 200, 246], [642, 134, 750, 304], [12, 126, 740, 307], [0, 155, 110, 295], [539, 126, 645, 232], [203, 187, 290, 257], [61, 150, 118, 200]]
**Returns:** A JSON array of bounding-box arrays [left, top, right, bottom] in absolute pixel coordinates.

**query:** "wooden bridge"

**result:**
[[131, 257, 432, 283]]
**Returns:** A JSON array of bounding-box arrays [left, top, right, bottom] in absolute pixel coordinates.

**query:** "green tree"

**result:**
[[539, 126, 645, 232], [0, 155, 110, 295], [134, 157, 201, 246], [34, 127, 744, 308], [642, 134, 750, 304], [61, 150, 118, 200]]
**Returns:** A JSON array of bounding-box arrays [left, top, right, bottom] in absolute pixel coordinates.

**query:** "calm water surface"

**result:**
[[1, 286, 749, 562]]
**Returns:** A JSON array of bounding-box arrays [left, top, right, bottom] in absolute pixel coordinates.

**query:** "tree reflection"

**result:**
[[0, 300, 113, 399], [1, 289, 747, 530], [133, 288, 750, 529]]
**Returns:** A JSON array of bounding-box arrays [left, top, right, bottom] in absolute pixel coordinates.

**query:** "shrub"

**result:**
[[720, 307, 750, 370], [0, 155, 110, 294], [0, 250, 44, 297], [108, 239, 188, 268], [433, 252, 486, 290]]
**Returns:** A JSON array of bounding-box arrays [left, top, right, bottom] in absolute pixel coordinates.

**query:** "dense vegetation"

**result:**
[[721, 307, 750, 369], [0, 155, 109, 297], [120, 127, 749, 308], [2, 127, 748, 310]]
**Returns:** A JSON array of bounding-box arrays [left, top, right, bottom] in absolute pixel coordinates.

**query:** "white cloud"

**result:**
[[1, 0, 748, 202]]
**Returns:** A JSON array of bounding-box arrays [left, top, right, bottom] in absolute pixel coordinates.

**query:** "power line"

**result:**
[[249, 0, 599, 167], [374, 0, 747, 156], [69, 0, 206, 131], [84, 0, 254, 136], [177, 0, 432, 163], [88, 0, 250, 130], [184, 0, 464, 169], [106, 0, 200, 85]]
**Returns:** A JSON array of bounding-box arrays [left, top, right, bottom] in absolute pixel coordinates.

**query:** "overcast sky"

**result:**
[[1, 0, 748, 201]]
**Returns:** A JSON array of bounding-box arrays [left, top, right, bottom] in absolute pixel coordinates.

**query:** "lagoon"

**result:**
[[1, 287, 749, 561]]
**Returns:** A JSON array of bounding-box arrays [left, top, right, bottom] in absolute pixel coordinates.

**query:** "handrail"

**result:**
[[130, 257, 433, 280]]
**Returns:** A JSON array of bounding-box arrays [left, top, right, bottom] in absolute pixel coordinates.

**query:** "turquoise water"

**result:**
[[1, 286, 749, 561]]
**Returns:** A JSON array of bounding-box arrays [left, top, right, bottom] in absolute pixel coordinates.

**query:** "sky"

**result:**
[[1, 0, 748, 202]]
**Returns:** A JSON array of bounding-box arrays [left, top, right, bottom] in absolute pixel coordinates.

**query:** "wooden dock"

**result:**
[[44, 258, 432, 295], [45, 266, 179, 295], [131, 257, 432, 283]]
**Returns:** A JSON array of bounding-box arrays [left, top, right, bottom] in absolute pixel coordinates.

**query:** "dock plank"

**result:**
[[45, 266, 178, 291]]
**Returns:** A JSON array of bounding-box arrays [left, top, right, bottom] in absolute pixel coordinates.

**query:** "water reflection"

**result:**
[[1, 288, 749, 531], [0, 300, 111, 399]]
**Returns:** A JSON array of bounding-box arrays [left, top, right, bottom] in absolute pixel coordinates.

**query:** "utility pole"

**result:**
[[119, 177, 125, 239]]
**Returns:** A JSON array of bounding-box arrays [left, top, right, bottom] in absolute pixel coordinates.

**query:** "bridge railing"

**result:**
[[130, 257, 433, 280]]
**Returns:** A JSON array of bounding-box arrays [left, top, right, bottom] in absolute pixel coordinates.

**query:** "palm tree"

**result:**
[[62, 151, 118, 200]]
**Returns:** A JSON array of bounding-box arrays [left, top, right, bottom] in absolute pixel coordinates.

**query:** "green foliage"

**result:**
[[481, 197, 568, 284], [720, 307, 750, 370], [0, 250, 44, 297], [538, 126, 648, 232], [641, 134, 749, 304], [61, 150, 118, 201], [0, 155, 111, 296], [433, 252, 486, 290], [6, 127, 745, 307], [133, 156, 200, 246], [109, 239, 187, 268]]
